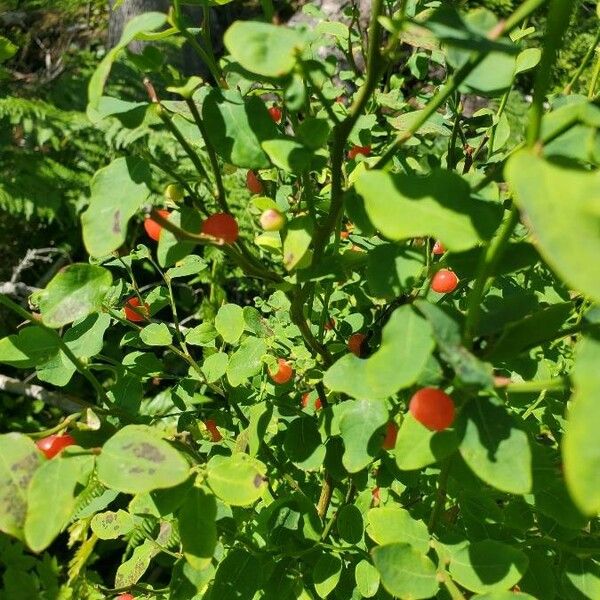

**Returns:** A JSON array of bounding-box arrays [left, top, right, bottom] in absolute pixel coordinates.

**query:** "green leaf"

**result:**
[[486, 302, 573, 361], [415, 300, 494, 388], [90, 510, 135, 540], [97, 425, 190, 493], [367, 506, 430, 553], [82, 157, 152, 257], [284, 417, 326, 471], [25, 454, 94, 552], [185, 322, 218, 346], [36, 264, 112, 328], [215, 303, 245, 344], [157, 207, 202, 268], [64, 313, 111, 358], [395, 413, 459, 471], [339, 399, 388, 473], [167, 255, 207, 279], [115, 539, 156, 588], [562, 557, 600, 600], [206, 454, 267, 506], [224, 22, 306, 78], [458, 397, 532, 494], [506, 150, 600, 302], [283, 215, 313, 271], [337, 504, 364, 544], [313, 554, 342, 598], [0, 327, 62, 368], [367, 245, 424, 299], [0, 35, 18, 63], [203, 351, 228, 383], [88, 12, 167, 109], [355, 560, 380, 598], [356, 169, 501, 252], [372, 543, 439, 599], [202, 89, 278, 169], [262, 138, 313, 172], [140, 322, 173, 347], [178, 487, 217, 570], [449, 540, 529, 594], [563, 334, 600, 515], [211, 549, 261, 600], [226, 337, 267, 387], [324, 306, 434, 400], [0, 433, 43, 541]]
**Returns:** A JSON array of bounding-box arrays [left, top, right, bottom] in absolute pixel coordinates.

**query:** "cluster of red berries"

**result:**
[[36, 433, 75, 459]]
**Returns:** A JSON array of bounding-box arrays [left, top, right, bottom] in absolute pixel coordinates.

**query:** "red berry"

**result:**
[[409, 387, 455, 431], [432, 240, 445, 255], [348, 145, 371, 160], [201, 213, 239, 244], [382, 421, 398, 450], [431, 269, 459, 294], [269, 358, 293, 384], [36, 434, 76, 459], [340, 230, 350, 240], [246, 170, 263, 195], [144, 209, 170, 241], [124, 297, 149, 322], [116, 595, 135, 600], [205, 419, 222, 442], [268, 106, 282, 123], [324, 319, 335, 331], [302, 392, 322, 410], [259, 209, 285, 231], [348, 333, 367, 357]]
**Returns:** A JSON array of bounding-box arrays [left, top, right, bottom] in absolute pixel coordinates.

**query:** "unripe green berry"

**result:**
[[259, 209, 286, 232], [165, 183, 184, 202]]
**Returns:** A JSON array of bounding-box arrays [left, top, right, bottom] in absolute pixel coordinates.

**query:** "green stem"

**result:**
[[589, 51, 600, 99], [185, 97, 228, 213], [312, 0, 386, 261], [462, 206, 520, 347], [179, 29, 224, 86], [376, 0, 550, 169], [0, 295, 110, 405], [487, 87, 511, 159], [565, 27, 600, 94], [500, 377, 569, 394], [526, 0, 577, 147], [155, 105, 212, 183], [260, 0, 275, 22], [439, 571, 467, 600]]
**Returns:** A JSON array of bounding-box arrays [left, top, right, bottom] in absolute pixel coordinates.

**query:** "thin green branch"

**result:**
[[462, 205, 520, 347], [565, 26, 600, 94], [185, 97, 228, 213]]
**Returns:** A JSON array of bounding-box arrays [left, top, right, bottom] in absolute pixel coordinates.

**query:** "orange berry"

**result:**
[[269, 358, 293, 384], [382, 421, 399, 450], [124, 297, 149, 322], [205, 419, 222, 442], [348, 145, 371, 160], [431, 269, 459, 294], [409, 388, 455, 431], [144, 209, 171, 241], [201, 213, 239, 244], [348, 333, 367, 357], [36, 434, 76, 459], [268, 106, 282, 123], [432, 240, 445, 255], [246, 170, 263, 195]]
